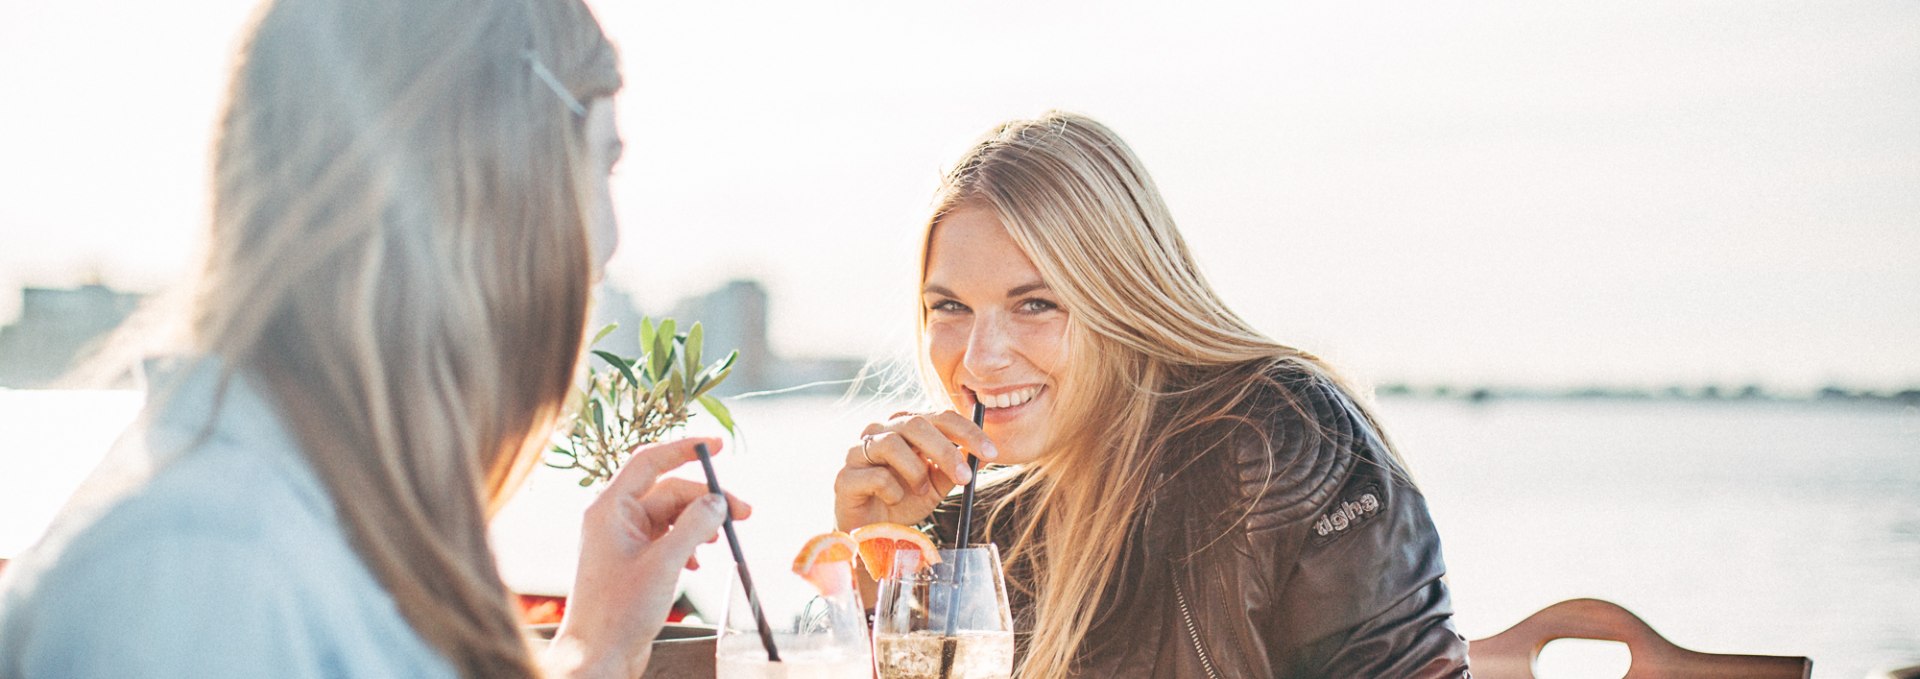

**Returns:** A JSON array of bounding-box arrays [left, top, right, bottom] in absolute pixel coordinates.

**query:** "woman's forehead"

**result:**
[[925, 208, 1045, 291]]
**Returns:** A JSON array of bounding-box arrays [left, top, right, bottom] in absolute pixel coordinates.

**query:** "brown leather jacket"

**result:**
[[929, 366, 1470, 678]]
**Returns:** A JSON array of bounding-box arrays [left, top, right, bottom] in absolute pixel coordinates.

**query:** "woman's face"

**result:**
[[922, 206, 1069, 464], [584, 98, 623, 280]]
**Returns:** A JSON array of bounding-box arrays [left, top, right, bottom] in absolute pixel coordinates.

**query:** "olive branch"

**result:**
[[547, 317, 739, 487]]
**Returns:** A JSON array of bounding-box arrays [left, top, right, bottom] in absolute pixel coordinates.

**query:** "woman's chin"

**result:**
[[981, 429, 1045, 466]]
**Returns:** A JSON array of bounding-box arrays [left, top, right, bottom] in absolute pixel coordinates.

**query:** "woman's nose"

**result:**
[[962, 314, 1016, 376]]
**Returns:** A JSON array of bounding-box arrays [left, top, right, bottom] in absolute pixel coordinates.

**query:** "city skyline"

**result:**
[[2, 1, 1916, 390], [3, 279, 1913, 401]]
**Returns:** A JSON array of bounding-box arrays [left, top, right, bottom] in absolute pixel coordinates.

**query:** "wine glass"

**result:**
[[714, 554, 873, 678], [872, 544, 1015, 679]]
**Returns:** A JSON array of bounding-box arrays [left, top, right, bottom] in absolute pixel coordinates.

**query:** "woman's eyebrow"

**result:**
[[1006, 282, 1049, 298]]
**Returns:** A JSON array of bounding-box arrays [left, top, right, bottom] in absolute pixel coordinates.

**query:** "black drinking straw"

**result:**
[[937, 403, 989, 677], [693, 443, 780, 662], [954, 402, 985, 548]]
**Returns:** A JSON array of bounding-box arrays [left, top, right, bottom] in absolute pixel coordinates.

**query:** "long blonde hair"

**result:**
[[174, 0, 617, 675], [919, 112, 1401, 677]]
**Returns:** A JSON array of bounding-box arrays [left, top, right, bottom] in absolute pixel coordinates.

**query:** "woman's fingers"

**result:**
[[892, 414, 976, 485], [835, 465, 911, 506], [637, 478, 750, 539], [605, 436, 725, 499], [641, 494, 728, 572], [848, 430, 933, 492], [922, 410, 998, 462]]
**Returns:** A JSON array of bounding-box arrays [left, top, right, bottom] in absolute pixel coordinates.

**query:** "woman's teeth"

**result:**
[[980, 386, 1042, 409]]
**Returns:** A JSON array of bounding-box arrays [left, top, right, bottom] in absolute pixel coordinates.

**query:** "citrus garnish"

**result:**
[[791, 531, 858, 596], [849, 522, 941, 581]]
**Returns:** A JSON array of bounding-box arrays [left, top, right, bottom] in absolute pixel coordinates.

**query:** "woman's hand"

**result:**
[[543, 437, 751, 679], [833, 411, 998, 532]]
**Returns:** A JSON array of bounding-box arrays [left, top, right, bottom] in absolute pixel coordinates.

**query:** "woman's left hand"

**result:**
[[542, 437, 752, 679]]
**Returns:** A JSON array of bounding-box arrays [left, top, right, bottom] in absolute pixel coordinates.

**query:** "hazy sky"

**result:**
[[2, 1, 1915, 389]]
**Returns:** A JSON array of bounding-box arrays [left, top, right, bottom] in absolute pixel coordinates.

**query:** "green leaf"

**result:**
[[578, 476, 596, 487], [698, 352, 741, 385], [669, 371, 686, 405], [639, 317, 656, 355], [592, 350, 640, 388], [697, 394, 736, 434], [589, 397, 605, 430], [592, 323, 618, 346], [648, 326, 673, 381], [684, 323, 704, 379]]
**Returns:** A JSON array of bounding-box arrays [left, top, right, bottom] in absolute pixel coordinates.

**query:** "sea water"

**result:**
[[5, 390, 1916, 678]]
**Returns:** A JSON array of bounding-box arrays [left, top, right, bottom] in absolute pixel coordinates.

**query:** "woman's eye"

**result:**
[[929, 299, 968, 313], [1018, 298, 1058, 313]]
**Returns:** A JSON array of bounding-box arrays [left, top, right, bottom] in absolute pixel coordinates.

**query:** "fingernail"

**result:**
[[704, 494, 727, 511], [981, 443, 1000, 460], [956, 466, 974, 484]]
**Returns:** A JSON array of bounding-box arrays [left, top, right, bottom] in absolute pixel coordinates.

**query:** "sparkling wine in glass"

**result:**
[[872, 545, 1015, 679]]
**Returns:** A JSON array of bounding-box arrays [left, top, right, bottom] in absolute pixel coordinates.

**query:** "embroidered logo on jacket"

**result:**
[[1310, 482, 1383, 544]]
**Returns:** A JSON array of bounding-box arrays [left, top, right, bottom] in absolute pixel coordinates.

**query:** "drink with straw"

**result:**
[[714, 532, 873, 677], [699, 444, 877, 677], [869, 544, 1014, 679], [868, 401, 1012, 679]]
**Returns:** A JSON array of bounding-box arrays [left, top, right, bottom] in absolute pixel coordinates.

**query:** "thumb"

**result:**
[[651, 493, 730, 558]]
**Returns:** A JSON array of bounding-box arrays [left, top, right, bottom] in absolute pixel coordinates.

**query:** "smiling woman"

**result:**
[[834, 111, 1471, 678]]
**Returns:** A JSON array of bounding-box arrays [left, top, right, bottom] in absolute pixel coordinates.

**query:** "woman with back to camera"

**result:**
[[0, 0, 748, 677], [834, 112, 1470, 677]]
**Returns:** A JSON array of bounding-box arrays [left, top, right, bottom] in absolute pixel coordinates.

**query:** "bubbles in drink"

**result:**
[[874, 630, 1014, 679]]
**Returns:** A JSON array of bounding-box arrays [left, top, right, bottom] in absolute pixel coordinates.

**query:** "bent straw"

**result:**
[[693, 443, 780, 662]]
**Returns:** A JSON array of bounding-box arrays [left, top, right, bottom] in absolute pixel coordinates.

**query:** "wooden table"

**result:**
[[528, 623, 717, 678]]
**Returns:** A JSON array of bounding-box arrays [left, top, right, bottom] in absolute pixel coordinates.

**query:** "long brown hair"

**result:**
[[184, 0, 618, 674], [918, 112, 1403, 677]]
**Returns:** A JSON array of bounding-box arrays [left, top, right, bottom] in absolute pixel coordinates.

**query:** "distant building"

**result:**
[[587, 284, 647, 360], [672, 280, 773, 393], [0, 285, 143, 388], [0, 279, 865, 395], [667, 279, 864, 396]]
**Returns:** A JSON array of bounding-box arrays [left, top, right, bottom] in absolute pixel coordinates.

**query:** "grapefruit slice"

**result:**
[[791, 531, 858, 596], [849, 522, 941, 581]]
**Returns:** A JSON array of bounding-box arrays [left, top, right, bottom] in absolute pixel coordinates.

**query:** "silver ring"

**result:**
[[861, 436, 877, 465]]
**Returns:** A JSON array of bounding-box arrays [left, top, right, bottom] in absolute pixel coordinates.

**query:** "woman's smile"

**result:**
[[966, 384, 1049, 425]]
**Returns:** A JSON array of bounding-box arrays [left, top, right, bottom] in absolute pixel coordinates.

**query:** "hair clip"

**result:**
[[523, 50, 588, 118]]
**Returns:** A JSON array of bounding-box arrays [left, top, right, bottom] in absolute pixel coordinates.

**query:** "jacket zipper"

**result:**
[[1171, 577, 1222, 679]]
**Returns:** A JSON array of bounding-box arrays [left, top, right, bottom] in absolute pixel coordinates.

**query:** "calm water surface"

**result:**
[[3, 390, 1915, 677]]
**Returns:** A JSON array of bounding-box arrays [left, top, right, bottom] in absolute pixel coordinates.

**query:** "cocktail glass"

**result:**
[[715, 554, 873, 678], [872, 545, 1015, 679]]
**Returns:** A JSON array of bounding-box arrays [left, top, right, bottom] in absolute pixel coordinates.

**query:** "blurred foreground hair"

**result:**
[[121, 0, 622, 675]]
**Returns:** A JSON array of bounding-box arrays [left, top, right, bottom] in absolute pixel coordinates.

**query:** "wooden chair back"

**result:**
[[1469, 598, 1811, 679]]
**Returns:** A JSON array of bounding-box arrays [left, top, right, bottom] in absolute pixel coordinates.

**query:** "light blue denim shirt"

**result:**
[[0, 358, 456, 678]]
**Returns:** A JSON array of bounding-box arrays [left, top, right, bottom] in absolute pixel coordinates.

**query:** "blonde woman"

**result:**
[[0, 0, 748, 677], [834, 112, 1470, 677]]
